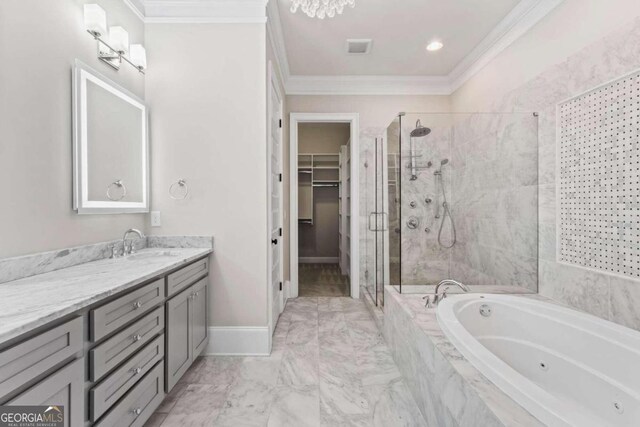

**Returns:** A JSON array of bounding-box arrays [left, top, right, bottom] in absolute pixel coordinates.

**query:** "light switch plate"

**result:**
[[151, 211, 161, 227]]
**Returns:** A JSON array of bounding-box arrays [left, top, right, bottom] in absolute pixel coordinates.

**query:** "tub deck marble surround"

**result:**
[[383, 286, 543, 427], [0, 246, 212, 346], [146, 296, 427, 427]]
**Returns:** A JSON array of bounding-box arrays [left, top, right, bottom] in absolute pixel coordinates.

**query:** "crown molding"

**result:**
[[122, 0, 268, 24], [273, 0, 564, 95], [447, 0, 564, 92], [286, 75, 452, 96], [122, 0, 563, 94]]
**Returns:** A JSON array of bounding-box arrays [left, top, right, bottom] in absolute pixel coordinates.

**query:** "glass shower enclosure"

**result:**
[[363, 112, 539, 306]]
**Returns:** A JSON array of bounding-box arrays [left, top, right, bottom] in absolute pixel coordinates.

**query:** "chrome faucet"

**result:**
[[122, 228, 145, 256], [424, 279, 470, 308]]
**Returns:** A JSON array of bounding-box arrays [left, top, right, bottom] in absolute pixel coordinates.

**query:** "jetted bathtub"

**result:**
[[436, 294, 640, 427]]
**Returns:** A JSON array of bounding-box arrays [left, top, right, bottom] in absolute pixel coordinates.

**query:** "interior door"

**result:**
[[268, 63, 284, 337]]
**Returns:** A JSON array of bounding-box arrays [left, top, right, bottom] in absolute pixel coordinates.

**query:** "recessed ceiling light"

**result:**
[[426, 41, 443, 52]]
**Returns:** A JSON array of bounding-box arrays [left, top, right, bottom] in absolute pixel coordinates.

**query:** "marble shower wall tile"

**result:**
[[467, 16, 640, 330]]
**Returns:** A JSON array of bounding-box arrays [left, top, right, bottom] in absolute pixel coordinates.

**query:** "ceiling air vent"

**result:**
[[346, 39, 372, 55]]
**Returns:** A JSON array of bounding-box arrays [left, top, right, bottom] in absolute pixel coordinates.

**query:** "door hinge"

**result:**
[[279, 227, 282, 236], [279, 119, 282, 128], [279, 281, 283, 291], [279, 173, 282, 182]]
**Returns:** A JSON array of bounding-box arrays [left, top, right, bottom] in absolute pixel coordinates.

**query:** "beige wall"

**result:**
[[146, 24, 268, 327], [298, 123, 349, 259], [0, 0, 146, 258], [283, 95, 450, 280]]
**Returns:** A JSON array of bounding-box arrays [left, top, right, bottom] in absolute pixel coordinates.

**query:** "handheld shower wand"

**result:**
[[435, 159, 456, 248]]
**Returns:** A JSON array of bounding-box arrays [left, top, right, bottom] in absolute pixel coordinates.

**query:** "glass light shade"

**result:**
[[84, 4, 107, 37], [129, 44, 147, 69], [109, 26, 129, 54]]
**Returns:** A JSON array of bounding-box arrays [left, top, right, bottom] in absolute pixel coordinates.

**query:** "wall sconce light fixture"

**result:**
[[83, 4, 146, 74]]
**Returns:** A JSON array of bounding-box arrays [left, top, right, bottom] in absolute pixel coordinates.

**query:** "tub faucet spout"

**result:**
[[432, 279, 469, 306]]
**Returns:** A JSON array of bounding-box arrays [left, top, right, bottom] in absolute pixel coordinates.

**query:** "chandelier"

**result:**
[[290, 0, 356, 19]]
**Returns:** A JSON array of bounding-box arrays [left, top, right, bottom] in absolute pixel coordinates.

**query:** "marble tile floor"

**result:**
[[299, 264, 350, 297], [146, 297, 427, 427]]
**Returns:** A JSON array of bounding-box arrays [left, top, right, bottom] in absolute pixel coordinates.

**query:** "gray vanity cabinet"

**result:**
[[166, 277, 209, 392], [0, 255, 210, 427], [9, 357, 84, 427]]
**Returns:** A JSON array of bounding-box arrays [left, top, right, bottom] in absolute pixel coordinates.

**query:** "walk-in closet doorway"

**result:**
[[289, 113, 360, 299]]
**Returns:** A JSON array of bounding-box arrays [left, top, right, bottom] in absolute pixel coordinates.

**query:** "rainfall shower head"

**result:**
[[410, 120, 431, 138]]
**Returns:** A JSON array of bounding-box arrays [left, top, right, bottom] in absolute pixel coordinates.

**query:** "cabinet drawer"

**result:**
[[90, 307, 164, 381], [90, 334, 164, 421], [166, 258, 208, 297], [0, 317, 82, 399], [9, 357, 84, 427], [91, 278, 164, 342], [95, 360, 165, 427]]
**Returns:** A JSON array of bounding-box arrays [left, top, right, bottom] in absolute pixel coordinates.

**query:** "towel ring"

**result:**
[[169, 179, 189, 200], [106, 180, 127, 201]]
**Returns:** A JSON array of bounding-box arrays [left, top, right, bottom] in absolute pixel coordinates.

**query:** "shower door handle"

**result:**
[[368, 212, 376, 231]]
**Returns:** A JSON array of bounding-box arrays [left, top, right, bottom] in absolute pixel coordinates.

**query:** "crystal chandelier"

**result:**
[[290, 0, 356, 19]]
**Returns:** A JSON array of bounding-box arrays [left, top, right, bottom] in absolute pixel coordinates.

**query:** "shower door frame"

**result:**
[[289, 113, 361, 299]]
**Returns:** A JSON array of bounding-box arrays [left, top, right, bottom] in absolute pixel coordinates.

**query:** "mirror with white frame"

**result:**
[[72, 60, 149, 214]]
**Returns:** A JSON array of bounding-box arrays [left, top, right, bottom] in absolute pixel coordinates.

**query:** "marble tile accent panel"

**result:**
[[147, 235, 214, 249], [0, 238, 147, 284], [383, 286, 542, 427], [0, 247, 212, 346]]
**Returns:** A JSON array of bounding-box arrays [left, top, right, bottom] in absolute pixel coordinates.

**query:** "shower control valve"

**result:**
[[424, 227, 430, 233], [407, 217, 419, 229], [425, 198, 432, 204], [409, 201, 417, 208]]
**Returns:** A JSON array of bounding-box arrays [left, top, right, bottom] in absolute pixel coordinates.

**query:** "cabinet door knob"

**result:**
[[133, 301, 142, 309], [132, 407, 142, 416], [132, 334, 142, 342], [131, 367, 142, 375]]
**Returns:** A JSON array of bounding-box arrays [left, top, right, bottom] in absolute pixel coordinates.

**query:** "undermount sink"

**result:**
[[124, 250, 178, 260]]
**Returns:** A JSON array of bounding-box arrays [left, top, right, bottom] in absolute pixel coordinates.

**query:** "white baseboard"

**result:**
[[299, 257, 339, 264], [204, 326, 270, 356]]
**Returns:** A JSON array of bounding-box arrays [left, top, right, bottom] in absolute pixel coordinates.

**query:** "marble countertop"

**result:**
[[0, 247, 212, 346]]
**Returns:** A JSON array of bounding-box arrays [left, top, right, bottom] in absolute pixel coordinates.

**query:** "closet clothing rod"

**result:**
[[313, 183, 339, 187]]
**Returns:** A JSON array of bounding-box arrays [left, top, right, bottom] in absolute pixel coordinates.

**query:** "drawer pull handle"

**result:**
[[195, 291, 199, 297], [131, 366, 142, 375], [133, 301, 142, 309], [132, 407, 142, 416], [132, 334, 142, 342]]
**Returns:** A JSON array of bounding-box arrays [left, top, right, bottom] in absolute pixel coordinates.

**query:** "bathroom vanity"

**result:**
[[0, 246, 212, 426]]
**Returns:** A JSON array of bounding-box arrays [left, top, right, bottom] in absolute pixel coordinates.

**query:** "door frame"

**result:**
[[289, 112, 360, 299], [267, 61, 284, 340]]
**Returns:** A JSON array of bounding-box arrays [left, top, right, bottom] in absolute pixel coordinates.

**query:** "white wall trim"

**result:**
[[204, 326, 271, 356], [286, 75, 452, 96], [289, 113, 360, 300], [299, 257, 340, 264], [266, 0, 291, 82], [122, 0, 268, 24], [122, 0, 146, 21]]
